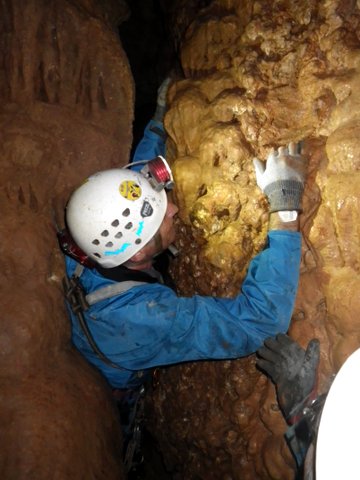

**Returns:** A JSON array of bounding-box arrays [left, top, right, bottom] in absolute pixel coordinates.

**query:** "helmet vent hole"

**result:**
[[92, 239, 100, 245], [135, 239, 142, 245], [111, 219, 119, 227], [105, 242, 113, 247], [115, 232, 123, 239], [94, 253, 101, 258], [125, 222, 133, 229], [101, 230, 109, 237], [122, 208, 130, 217]]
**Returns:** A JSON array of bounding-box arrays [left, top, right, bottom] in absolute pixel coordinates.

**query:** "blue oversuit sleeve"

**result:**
[[131, 119, 166, 171], [75, 230, 301, 376]]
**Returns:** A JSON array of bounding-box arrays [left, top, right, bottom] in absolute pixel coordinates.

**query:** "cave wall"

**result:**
[[147, 1, 360, 478], [2, 0, 360, 478], [0, 1, 133, 478]]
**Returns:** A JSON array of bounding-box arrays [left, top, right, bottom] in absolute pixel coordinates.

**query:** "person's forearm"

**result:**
[[131, 120, 166, 169], [269, 212, 300, 232]]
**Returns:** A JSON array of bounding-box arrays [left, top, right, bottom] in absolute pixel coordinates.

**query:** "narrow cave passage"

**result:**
[[1, 0, 360, 479], [118, 6, 181, 477], [119, 0, 178, 152]]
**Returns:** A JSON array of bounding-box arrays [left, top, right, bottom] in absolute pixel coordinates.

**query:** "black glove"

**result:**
[[256, 334, 320, 422]]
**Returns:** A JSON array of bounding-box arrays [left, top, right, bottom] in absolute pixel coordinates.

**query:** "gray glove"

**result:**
[[253, 142, 307, 212], [153, 76, 172, 123], [256, 334, 320, 422]]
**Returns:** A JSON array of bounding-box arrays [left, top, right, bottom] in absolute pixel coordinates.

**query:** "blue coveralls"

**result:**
[[65, 119, 302, 389]]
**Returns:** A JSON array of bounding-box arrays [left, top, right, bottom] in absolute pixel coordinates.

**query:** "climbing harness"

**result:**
[[62, 265, 148, 473], [63, 263, 146, 370], [116, 385, 146, 474]]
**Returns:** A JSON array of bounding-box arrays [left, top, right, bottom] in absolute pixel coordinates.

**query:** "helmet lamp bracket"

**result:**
[[140, 156, 174, 192]]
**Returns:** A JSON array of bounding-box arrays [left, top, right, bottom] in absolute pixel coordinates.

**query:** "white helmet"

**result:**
[[316, 347, 360, 479], [66, 162, 170, 268]]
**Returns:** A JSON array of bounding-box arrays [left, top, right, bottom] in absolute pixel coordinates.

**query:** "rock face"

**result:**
[[147, 1, 360, 478], [0, 1, 132, 478], [2, 0, 360, 478]]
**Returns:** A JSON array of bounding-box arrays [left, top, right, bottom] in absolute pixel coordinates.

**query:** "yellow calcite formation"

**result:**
[[150, 0, 360, 478], [171, 121, 267, 275]]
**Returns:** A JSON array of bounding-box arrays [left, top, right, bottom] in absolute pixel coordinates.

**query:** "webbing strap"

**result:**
[[86, 281, 147, 306], [72, 264, 146, 306], [64, 265, 147, 372], [74, 263, 84, 277]]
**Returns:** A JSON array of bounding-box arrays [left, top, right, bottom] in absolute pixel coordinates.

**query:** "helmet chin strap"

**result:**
[[124, 231, 163, 270], [152, 230, 164, 255]]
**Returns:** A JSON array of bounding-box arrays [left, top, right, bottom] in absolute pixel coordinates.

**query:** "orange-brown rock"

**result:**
[[2, 0, 360, 478], [0, 0, 132, 478]]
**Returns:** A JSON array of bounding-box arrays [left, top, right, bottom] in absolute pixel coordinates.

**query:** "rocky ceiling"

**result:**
[[1, 0, 359, 479]]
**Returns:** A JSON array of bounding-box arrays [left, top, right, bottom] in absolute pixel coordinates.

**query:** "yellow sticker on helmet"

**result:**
[[119, 181, 142, 201]]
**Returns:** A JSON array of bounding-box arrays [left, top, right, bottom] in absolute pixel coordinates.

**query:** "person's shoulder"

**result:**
[[64, 255, 77, 274]]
